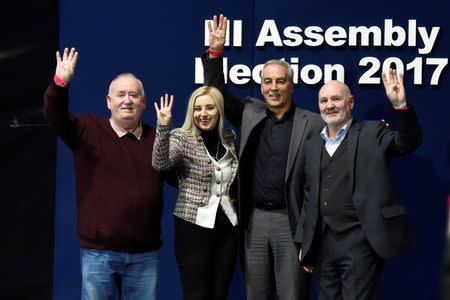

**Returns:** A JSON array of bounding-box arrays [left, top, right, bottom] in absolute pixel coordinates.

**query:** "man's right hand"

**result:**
[[55, 47, 78, 83], [299, 248, 313, 273], [207, 14, 227, 55]]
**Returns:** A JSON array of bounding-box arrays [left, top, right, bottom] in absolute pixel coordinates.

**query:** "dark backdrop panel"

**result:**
[[1, 128, 57, 299], [54, 0, 449, 299], [1, 0, 59, 299]]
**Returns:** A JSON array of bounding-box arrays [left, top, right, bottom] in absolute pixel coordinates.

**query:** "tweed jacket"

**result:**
[[152, 124, 239, 223]]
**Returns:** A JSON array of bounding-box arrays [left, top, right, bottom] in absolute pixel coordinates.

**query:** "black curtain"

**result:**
[[0, 1, 58, 298]]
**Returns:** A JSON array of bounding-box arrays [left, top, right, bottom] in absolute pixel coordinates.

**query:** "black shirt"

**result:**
[[246, 104, 295, 210], [200, 127, 225, 161]]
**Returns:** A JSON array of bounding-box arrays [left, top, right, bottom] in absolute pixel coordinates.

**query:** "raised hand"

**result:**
[[208, 14, 227, 51], [382, 68, 406, 107], [154, 94, 174, 126], [55, 47, 78, 82]]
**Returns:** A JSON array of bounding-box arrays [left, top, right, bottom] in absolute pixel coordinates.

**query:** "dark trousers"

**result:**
[[314, 225, 384, 300], [174, 207, 238, 300], [244, 208, 311, 300]]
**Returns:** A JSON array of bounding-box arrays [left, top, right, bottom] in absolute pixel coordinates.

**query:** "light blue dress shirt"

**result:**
[[320, 119, 353, 156]]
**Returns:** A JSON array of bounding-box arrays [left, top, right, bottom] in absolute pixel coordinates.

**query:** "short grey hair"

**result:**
[[108, 73, 145, 96], [262, 59, 294, 83]]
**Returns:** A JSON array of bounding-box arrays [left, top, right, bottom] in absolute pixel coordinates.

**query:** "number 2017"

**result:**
[[359, 57, 448, 85]]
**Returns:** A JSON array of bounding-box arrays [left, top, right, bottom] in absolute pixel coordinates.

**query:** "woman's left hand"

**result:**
[[154, 93, 174, 125]]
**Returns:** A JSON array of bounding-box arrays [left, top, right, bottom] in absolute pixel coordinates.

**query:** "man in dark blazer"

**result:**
[[294, 69, 422, 299], [201, 15, 323, 300]]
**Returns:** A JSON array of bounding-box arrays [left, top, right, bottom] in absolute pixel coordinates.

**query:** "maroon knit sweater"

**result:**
[[44, 81, 163, 252]]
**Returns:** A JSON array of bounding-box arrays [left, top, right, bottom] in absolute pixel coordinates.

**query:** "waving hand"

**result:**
[[55, 47, 78, 83], [154, 94, 174, 125], [382, 68, 406, 107], [208, 14, 227, 52]]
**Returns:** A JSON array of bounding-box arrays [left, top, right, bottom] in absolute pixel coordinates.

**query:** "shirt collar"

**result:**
[[266, 102, 296, 122], [321, 118, 353, 142], [109, 118, 143, 140]]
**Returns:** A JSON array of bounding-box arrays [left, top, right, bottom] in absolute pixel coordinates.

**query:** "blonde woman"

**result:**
[[152, 86, 238, 300]]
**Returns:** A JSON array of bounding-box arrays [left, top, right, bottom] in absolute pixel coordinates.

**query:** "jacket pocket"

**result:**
[[380, 205, 406, 219]]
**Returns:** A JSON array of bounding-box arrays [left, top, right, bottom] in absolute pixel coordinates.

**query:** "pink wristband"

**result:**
[[207, 48, 224, 56], [54, 74, 69, 87]]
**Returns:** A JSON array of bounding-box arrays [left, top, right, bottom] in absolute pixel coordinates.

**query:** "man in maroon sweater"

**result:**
[[44, 47, 172, 300]]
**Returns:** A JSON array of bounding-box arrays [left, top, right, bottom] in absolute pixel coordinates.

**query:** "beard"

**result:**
[[321, 109, 348, 127]]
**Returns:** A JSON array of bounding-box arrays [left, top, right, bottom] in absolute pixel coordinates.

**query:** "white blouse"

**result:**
[[195, 146, 238, 228]]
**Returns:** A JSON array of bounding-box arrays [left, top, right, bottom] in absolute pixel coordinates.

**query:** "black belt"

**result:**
[[255, 202, 286, 211]]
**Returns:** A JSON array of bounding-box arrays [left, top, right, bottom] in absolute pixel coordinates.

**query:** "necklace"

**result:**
[[215, 141, 220, 161]]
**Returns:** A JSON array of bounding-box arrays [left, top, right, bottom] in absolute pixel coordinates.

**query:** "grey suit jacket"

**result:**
[[295, 106, 423, 263], [202, 53, 324, 236]]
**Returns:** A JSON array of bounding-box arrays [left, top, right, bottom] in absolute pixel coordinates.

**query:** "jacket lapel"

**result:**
[[240, 104, 266, 157], [285, 108, 307, 182], [309, 136, 323, 202], [346, 121, 361, 191]]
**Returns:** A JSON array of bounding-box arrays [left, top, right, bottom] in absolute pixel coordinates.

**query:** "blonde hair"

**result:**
[[181, 86, 226, 143]]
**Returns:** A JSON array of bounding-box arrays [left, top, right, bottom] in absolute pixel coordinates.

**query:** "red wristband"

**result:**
[[54, 74, 69, 87], [207, 48, 224, 56], [394, 103, 407, 110]]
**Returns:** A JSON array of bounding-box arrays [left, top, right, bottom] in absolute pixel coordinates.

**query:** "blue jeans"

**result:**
[[80, 248, 159, 300]]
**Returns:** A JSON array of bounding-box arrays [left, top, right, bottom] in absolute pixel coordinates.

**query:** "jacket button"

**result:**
[[197, 137, 202, 142], [207, 159, 212, 164], [202, 186, 207, 192], [216, 179, 221, 184], [216, 193, 220, 197], [216, 167, 221, 171]]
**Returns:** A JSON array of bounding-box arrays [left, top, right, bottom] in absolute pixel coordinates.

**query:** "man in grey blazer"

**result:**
[[295, 69, 422, 299], [202, 15, 323, 300]]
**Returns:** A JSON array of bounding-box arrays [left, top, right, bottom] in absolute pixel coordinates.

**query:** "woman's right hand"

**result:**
[[154, 93, 174, 125]]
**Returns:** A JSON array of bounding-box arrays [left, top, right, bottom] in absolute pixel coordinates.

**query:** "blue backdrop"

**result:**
[[54, 0, 449, 299]]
